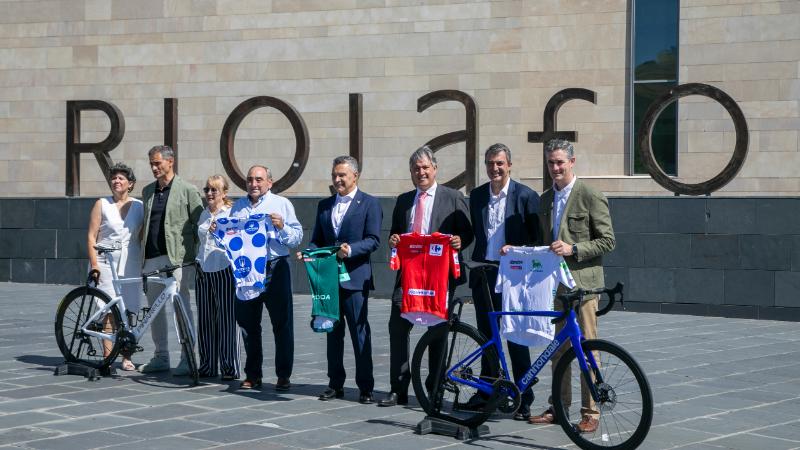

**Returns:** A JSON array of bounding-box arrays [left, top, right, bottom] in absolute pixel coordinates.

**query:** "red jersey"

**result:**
[[390, 232, 461, 326]]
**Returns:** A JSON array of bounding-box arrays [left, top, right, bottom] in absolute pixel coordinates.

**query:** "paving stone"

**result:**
[[107, 418, 211, 438], [0, 427, 61, 446], [185, 423, 290, 443], [102, 435, 219, 450]]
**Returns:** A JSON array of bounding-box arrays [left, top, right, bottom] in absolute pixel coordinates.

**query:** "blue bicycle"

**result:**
[[411, 264, 653, 449]]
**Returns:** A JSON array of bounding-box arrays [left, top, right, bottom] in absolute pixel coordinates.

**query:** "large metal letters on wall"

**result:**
[[64, 83, 748, 196]]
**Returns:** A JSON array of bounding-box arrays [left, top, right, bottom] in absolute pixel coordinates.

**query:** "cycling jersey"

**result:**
[[302, 246, 350, 333], [213, 215, 276, 300], [390, 232, 460, 326], [495, 246, 575, 347]]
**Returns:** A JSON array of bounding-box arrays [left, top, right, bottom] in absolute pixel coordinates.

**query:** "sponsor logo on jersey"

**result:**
[[429, 243, 443, 256], [244, 220, 260, 234], [409, 244, 423, 249], [509, 259, 523, 270], [408, 288, 435, 296], [531, 259, 543, 272], [391, 248, 397, 258], [312, 294, 331, 301]]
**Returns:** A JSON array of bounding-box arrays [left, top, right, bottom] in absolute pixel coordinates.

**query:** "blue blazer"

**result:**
[[469, 179, 540, 263], [308, 189, 383, 291]]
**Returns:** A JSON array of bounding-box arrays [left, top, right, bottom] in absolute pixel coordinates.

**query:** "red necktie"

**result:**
[[412, 191, 428, 233]]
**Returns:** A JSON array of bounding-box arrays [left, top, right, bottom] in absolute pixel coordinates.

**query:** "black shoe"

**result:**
[[359, 392, 374, 404], [513, 411, 531, 421], [378, 392, 408, 407], [275, 377, 291, 391], [319, 387, 344, 401]]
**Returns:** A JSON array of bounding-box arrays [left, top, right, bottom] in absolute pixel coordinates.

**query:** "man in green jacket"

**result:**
[[138, 145, 204, 375], [529, 139, 615, 434]]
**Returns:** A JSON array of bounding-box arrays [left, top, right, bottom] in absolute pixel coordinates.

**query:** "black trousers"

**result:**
[[234, 257, 293, 381], [195, 265, 240, 378], [471, 265, 534, 414], [387, 285, 455, 396], [327, 289, 374, 393]]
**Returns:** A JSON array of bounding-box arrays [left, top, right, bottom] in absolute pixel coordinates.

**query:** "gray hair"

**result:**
[[332, 155, 359, 175], [544, 139, 575, 159], [409, 145, 437, 170], [248, 165, 273, 181], [148, 145, 175, 160], [484, 143, 512, 164]]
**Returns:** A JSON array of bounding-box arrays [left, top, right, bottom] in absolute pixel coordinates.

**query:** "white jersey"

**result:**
[[495, 246, 575, 347], [213, 215, 277, 300]]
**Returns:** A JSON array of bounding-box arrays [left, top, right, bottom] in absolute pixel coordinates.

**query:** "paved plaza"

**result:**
[[1, 282, 799, 449]]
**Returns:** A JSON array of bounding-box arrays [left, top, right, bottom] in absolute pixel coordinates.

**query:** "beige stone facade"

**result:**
[[0, 0, 797, 197]]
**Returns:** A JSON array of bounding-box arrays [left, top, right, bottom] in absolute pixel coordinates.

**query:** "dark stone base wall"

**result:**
[[2, 196, 799, 321]]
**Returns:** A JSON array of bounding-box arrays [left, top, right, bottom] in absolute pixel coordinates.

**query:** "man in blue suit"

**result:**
[[304, 155, 382, 404], [468, 143, 540, 420]]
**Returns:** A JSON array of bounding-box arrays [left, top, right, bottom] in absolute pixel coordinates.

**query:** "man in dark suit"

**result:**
[[378, 145, 473, 407], [468, 143, 540, 421], [302, 156, 382, 405], [529, 139, 615, 433]]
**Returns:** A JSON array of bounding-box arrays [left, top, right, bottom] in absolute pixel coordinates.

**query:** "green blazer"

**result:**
[[538, 178, 615, 290], [141, 175, 204, 265]]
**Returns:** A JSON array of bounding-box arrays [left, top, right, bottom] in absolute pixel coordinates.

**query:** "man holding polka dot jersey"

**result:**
[[228, 165, 303, 391]]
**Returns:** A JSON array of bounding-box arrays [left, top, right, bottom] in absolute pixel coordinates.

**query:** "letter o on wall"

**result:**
[[637, 83, 749, 196], [220, 96, 309, 194]]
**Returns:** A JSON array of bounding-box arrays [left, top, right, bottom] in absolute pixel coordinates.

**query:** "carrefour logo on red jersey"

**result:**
[[509, 260, 523, 270], [408, 289, 435, 296], [429, 244, 443, 256]]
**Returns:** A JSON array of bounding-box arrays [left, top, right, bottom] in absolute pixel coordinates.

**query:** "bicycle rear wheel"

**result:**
[[54, 286, 122, 369], [552, 339, 653, 450], [411, 321, 499, 428], [173, 297, 199, 386]]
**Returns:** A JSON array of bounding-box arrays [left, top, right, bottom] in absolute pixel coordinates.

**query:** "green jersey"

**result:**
[[302, 246, 350, 332]]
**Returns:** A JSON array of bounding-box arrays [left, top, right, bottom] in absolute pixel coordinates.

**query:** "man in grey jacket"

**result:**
[[138, 145, 204, 375]]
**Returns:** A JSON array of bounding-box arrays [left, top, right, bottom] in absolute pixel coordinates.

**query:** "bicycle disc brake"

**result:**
[[492, 379, 521, 414]]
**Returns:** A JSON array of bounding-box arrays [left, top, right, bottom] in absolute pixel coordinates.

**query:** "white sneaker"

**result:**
[[172, 357, 191, 376], [138, 356, 169, 373]]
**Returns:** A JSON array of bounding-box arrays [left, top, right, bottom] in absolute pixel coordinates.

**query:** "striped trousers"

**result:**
[[195, 266, 241, 378]]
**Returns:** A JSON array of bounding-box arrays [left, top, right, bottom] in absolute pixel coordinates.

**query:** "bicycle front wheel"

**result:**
[[55, 286, 122, 369], [173, 297, 199, 386], [411, 321, 499, 428], [552, 339, 653, 450]]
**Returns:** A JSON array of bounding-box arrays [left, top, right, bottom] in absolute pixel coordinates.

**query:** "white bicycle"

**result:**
[[54, 243, 199, 385]]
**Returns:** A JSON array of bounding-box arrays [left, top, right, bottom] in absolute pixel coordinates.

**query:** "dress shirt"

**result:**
[[229, 191, 303, 258], [485, 178, 510, 261], [552, 176, 577, 241], [196, 205, 230, 272], [408, 182, 437, 234], [331, 187, 358, 237]]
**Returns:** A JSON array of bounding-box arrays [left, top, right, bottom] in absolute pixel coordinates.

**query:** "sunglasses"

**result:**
[[203, 187, 220, 194]]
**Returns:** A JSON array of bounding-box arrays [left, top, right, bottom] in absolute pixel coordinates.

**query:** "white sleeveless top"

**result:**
[[93, 197, 144, 302]]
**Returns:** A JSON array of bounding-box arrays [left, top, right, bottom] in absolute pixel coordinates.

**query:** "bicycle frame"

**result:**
[[446, 307, 603, 404], [79, 250, 189, 348]]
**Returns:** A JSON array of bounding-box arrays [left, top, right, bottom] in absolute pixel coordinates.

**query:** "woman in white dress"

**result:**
[[87, 163, 144, 372]]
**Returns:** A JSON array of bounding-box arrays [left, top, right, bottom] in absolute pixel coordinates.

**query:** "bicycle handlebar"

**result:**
[[552, 282, 625, 325]]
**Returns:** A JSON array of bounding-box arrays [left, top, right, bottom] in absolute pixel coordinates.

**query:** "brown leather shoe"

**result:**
[[576, 416, 599, 433], [528, 407, 557, 425]]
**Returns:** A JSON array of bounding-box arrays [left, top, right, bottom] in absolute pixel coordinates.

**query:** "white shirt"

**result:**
[[485, 178, 510, 262], [409, 182, 437, 234], [552, 176, 577, 241], [495, 246, 576, 347], [196, 204, 230, 272], [331, 187, 358, 237]]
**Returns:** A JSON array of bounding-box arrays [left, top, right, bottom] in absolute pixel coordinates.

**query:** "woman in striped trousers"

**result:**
[[195, 175, 241, 380]]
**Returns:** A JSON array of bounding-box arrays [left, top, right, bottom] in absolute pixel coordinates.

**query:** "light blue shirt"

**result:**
[[229, 191, 303, 259]]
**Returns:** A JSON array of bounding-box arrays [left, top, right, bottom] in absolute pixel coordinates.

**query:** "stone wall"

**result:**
[[2, 196, 799, 321], [0, 1, 798, 198]]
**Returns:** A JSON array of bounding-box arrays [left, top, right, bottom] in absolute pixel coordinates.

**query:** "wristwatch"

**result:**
[[572, 244, 578, 258]]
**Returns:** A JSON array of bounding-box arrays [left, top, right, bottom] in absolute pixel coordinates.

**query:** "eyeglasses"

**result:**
[[203, 187, 220, 194]]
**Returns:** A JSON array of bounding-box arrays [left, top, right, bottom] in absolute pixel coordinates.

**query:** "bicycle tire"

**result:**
[[411, 321, 500, 428], [54, 286, 122, 369], [173, 297, 199, 386], [551, 339, 653, 450]]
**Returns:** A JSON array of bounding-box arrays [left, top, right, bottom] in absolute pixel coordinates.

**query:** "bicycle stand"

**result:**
[[53, 362, 116, 381], [416, 416, 490, 440]]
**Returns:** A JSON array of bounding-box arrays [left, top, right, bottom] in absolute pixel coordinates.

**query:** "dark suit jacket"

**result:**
[[469, 179, 540, 264], [390, 184, 473, 302], [538, 179, 615, 290], [309, 189, 382, 292]]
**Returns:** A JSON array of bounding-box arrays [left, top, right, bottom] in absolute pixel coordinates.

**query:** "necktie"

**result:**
[[412, 191, 427, 233]]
